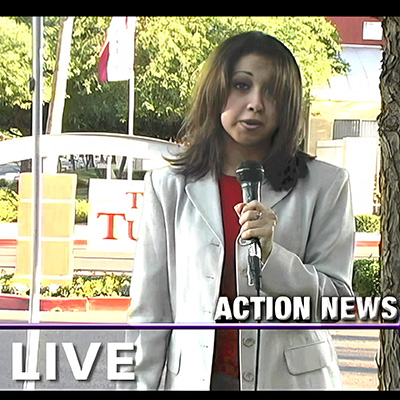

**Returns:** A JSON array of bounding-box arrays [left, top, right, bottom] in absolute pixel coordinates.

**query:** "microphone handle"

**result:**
[[240, 181, 263, 293], [241, 181, 261, 204], [248, 241, 262, 293]]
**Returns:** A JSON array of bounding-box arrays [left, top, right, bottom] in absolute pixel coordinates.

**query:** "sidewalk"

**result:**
[[331, 329, 380, 390]]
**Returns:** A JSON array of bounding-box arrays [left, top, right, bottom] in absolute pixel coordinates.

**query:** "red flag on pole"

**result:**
[[99, 17, 136, 82]]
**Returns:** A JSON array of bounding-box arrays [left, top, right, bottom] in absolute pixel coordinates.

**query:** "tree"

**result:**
[[0, 17, 348, 139], [0, 17, 112, 136], [0, 18, 32, 136], [0, 18, 32, 109], [377, 16, 400, 390]]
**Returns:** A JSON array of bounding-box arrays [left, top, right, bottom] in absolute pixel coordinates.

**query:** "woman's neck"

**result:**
[[222, 133, 269, 176]]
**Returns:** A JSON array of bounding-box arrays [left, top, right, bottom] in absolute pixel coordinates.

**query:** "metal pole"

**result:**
[[30, 16, 43, 325], [23, 16, 44, 391]]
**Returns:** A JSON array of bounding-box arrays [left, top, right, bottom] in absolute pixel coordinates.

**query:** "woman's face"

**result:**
[[220, 53, 279, 156]]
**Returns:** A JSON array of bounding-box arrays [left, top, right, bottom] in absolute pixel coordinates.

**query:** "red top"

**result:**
[[212, 174, 242, 378]]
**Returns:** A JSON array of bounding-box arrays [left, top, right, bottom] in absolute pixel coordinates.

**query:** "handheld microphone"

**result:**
[[235, 161, 264, 292], [235, 160, 264, 203]]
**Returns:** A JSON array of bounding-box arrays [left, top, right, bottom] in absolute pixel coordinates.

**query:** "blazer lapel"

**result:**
[[262, 181, 292, 209], [184, 175, 291, 246], [185, 174, 224, 246]]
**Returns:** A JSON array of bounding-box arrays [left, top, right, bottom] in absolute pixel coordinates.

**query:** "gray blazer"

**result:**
[[123, 158, 355, 390]]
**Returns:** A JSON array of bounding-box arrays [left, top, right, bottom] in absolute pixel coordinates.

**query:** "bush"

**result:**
[[0, 188, 19, 222], [0, 271, 131, 298], [352, 258, 381, 297], [75, 199, 90, 224], [0, 178, 17, 192], [41, 273, 131, 298], [355, 215, 380, 233]]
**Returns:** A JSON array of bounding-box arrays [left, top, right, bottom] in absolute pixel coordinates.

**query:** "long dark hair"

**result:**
[[166, 31, 312, 191]]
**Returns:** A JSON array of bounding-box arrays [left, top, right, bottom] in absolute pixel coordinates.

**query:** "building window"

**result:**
[[333, 119, 378, 140], [363, 21, 383, 41]]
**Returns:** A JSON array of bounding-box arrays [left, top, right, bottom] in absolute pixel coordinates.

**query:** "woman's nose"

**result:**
[[247, 90, 264, 113]]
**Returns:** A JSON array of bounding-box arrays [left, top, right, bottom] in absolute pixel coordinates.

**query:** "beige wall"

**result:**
[[316, 137, 379, 215], [308, 99, 380, 155]]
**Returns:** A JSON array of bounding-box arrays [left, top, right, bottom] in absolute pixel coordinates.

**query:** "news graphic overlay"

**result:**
[[214, 295, 399, 322]]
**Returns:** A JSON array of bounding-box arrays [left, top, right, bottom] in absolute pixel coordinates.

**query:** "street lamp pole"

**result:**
[[23, 16, 44, 391]]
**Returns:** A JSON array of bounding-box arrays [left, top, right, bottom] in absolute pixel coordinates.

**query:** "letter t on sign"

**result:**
[[97, 213, 126, 240], [126, 192, 144, 209]]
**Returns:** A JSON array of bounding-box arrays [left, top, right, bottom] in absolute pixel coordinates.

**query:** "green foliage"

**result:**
[[43, 273, 131, 298], [68, 17, 112, 94], [353, 258, 381, 297], [0, 127, 22, 141], [134, 16, 348, 136], [0, 271, 23, 294], [0, 16, 348, 139], [12, 17, 111, 100], [0, 178, 18, 192], [0, 271, 131, 297], [355, 214, 381, 233], [135, 17, 213, 123], [75, 198, 90, 224], [0, 18, 32, 109], [0, 187, 19, 222], [63, 79, 127, 133]]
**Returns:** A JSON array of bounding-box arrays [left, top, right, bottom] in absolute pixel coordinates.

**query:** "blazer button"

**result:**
[[243, 337, 255, 347], [243, 371, 254, 382]]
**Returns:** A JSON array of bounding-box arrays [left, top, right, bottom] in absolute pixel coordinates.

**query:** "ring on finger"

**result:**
[[256, 211, 263, 220]]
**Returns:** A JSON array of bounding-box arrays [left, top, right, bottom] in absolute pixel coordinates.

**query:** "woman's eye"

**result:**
[[234, 82, 249, 90]]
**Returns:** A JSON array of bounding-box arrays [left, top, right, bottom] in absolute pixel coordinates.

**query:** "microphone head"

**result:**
[[235, 160, 265, 184]]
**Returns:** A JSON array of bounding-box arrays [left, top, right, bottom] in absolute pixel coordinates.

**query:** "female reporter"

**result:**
[[121, 31, 354, 390]]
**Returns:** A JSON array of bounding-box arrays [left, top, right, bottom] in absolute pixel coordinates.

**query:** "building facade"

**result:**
[[307, 16, 383, 215]]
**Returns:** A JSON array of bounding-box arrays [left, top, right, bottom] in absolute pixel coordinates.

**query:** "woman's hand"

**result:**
[[234, 200, 278, 262]]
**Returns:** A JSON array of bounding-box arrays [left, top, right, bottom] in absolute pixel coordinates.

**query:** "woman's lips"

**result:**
[[239, 119, 263, 130]]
